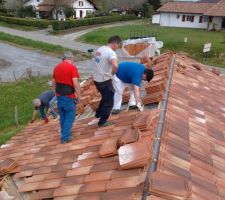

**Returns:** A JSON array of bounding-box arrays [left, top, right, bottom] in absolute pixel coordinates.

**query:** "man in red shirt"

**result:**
[[53, 52, 81, 144]]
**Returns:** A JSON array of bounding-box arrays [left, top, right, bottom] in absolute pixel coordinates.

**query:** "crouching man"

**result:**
[[112, 62, 154, 114]]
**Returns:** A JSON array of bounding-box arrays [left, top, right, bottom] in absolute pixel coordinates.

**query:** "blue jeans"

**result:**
[[49, 96, 58, 118], [94, 79, 114, 126], [57, 96, 76, 143]]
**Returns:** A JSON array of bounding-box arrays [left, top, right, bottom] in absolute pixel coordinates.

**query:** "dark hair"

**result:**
[[108, 35, 122, 44], [144, 68, 154, 82]]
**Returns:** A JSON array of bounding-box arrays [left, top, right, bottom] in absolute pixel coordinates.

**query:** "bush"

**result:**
[[52, 15, 137, 30], [17, 6, 35, 18], [0, 15, 52, 28]]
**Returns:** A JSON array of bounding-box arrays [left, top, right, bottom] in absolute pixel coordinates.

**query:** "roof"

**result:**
[[0, 52, 225, 199], [157, 0, 225, 17], [36, 5, 54, 12], [205, 0, 225, 16], [156, 54, 225, 200], [157, 2, 214, 14]]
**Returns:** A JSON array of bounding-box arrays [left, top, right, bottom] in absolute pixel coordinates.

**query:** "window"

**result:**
[[182, 15, 186, 22], [177, 15, 180, 19], [79, 1, 83, 7], [203, 16, 208, 22], [186, 15, 195, 22], [199, 16, 203, 23], [209, 16, 213, 23]]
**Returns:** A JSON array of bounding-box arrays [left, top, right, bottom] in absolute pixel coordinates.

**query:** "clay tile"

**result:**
[[149, 172, 192, 199], [99, 138, 118, 158], [67, 166, 92, 176], [79, 181, 107, 193], [212, 68, 221, 76], [85, 171, 112, 183], [53, 185, 83, 197], [118, 141, 152, 170], [119, 129, 140, 146]]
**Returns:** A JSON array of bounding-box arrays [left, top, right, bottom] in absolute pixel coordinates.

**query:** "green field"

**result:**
[[0, 77, 51, 145], [79, 23, 225, 67]]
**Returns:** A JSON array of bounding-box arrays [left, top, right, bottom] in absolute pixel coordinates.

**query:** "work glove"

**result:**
[[137, 102, 144, 112]]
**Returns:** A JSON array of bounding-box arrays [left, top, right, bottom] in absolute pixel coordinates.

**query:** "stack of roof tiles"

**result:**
[[141, 52, 172, 105], [0, 52, 224, 199]]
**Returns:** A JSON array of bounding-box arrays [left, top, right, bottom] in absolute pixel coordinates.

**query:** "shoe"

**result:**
[[88, 118, 99, 126], [98, 121, 114, 127], [53, 116, 59, 121], [61, 138, 73, 144], [111, 109, 121, 115], [129, 105, 138, 110]]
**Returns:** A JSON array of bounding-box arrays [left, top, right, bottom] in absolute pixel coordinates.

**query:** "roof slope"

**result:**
[[205, 0, 225, 16], [156, 55, 225, 200], [1, 53, 225, 199], [157, 2, 214, 14]]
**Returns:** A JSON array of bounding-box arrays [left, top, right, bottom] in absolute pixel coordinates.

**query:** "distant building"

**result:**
[[156, 0, 225, 30], [25, 0, 97, 19]]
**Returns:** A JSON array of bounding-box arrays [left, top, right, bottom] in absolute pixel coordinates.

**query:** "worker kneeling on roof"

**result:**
[[112, 62, 154, 114]]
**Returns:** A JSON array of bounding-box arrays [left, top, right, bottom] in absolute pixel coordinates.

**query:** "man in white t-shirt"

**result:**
[[89, 35, 121, 127]]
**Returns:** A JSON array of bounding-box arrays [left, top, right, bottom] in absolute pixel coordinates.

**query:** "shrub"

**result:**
[[0, 15, 52, 28], [52, 15, 137, 30]]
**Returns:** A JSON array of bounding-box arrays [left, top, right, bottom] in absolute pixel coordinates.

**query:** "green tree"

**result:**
[[147, 0, 161, 10], [142, 2, 153, 18], [64, 6, 74, 18]]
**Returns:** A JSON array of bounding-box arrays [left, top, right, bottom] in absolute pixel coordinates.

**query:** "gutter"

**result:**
[[141, 54, 176, 200]]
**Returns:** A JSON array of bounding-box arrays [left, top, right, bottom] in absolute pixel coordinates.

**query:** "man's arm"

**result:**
[[52, 79, 56, 91], [133, 85, 144, 112], [133, 85, 141, 105], [111, 59, 118, 75], [72, 78, 81, 100], [31, 110, 38, 123]]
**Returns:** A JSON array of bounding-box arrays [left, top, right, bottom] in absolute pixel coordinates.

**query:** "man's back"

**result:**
[[94, 45, 117, 82], [116, 62, 145, 87]]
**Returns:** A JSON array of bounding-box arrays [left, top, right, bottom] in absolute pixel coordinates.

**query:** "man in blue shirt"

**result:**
[[112, 62, 154, 114], [31, 90, 58, 123]]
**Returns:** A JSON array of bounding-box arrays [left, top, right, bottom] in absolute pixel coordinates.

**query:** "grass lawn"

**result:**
[[0, 76, 51, 145], [0, 32, 88, 60], [0, 21, 37, 31], [79, 23, 225, 67]]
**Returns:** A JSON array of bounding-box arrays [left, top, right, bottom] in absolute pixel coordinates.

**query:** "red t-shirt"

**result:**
[[53, 60, 80, 99]]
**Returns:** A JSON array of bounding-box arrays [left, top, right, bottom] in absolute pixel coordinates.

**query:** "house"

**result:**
[[72, 0, 97, 19], [156, 0, 225, 30], [25, 0, 97, 19]]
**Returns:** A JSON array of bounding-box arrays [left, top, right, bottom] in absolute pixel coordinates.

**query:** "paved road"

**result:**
[[0, 26, 99, 53], [0, 43, 95, 82]]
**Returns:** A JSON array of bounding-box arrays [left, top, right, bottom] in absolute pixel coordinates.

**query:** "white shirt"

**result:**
[[93, 45, 117, 82]]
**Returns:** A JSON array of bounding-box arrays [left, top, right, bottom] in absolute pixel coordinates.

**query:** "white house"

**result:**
[[72, 0, 97, 19], [156, 0, 225, 30], [25, 0, 97, 19]]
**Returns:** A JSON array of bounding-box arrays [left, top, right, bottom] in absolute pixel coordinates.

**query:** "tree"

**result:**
[[147, 0, 161, 10], [64, 6, 74, 18], [142, 2, 154, 18]]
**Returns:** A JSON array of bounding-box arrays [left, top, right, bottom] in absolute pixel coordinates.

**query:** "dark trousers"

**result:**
[[94, 79, 114, 126]]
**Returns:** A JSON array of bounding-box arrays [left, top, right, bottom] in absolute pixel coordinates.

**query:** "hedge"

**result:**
[[52, 15, 137, 30], [0, 15, 137, 30], [0, 16, 52, 29]]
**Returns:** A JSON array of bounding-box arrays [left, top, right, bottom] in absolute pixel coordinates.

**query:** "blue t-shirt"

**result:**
[[116, 62, 145, 87]]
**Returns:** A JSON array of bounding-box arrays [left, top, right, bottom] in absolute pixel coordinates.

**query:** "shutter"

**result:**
[[199, 16, 203, 23], [182, 15, 185, 22]]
